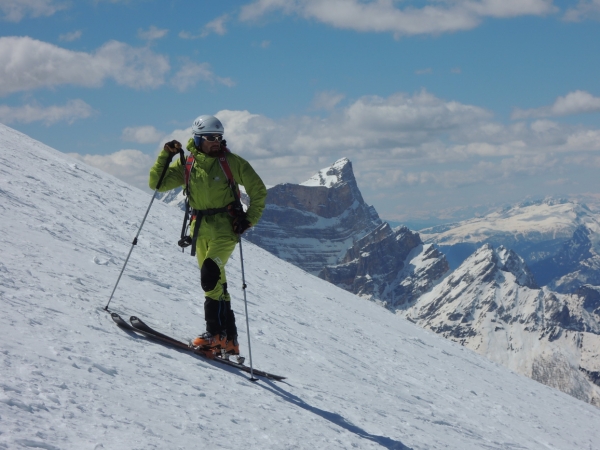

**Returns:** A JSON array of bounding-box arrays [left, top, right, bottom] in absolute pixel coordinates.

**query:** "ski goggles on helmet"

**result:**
[[193, 134, 223, 147]]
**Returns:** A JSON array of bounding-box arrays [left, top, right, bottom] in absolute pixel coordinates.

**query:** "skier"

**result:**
[[149, 115, 267, 356]]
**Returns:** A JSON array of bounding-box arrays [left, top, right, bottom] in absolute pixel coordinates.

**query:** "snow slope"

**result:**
[[1, 122, 600, 449]]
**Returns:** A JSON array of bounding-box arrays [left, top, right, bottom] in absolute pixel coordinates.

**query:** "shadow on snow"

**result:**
[[259, 380, 412, 450]]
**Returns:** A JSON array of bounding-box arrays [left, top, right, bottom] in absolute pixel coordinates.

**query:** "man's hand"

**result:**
[[164, 140, 182, 153], [232, 215, 252, 235]]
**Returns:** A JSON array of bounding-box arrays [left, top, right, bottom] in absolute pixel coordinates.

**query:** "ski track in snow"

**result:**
[[1, 123, 600, 449]]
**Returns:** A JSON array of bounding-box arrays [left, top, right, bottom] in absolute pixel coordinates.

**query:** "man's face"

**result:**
[[201, 135, 222, 157]]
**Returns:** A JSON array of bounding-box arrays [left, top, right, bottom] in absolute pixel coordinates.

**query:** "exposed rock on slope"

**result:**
[[320, 223, 449, 309]]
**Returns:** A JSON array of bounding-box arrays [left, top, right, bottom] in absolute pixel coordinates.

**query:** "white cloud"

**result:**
[[0, 0, 66, 22], [68, 149, 156, 192], [122, 126, 164, 144], [158, 127, 194, 151], [312, 91, 345, 111], [564, 0, 600, 21], [201, 90, 600, 194], [203, 14, 229, 36], [75, 127, 196, 191], [0, 99, 94, 125], [138, 26, 168, 41], [512, 90, 600, 119], [170, 60, 235, 92], [0, 36, 170, 96], [59, 30, 82, 42], [179, 14, 229, 39], [239, 0, 557, 37]]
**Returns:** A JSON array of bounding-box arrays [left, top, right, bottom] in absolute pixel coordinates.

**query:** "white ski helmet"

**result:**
[[191, 115, 224, 136]]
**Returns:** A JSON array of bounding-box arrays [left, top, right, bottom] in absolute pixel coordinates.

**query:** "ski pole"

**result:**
[[104, 149, 184, 311], [238, 236, 258, 381]]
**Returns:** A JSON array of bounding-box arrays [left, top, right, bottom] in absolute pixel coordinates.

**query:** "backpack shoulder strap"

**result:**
[[217, 150, 241, 201], [184, 154, 195, 195]]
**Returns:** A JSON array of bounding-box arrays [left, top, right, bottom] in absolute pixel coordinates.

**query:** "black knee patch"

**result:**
[[201, 258, 220, 292]]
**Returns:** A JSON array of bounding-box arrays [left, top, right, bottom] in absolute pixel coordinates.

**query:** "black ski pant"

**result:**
[[204, 292, 237, 338]]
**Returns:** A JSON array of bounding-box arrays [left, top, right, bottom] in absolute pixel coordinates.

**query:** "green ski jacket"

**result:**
[[149, 139, 267, 240]]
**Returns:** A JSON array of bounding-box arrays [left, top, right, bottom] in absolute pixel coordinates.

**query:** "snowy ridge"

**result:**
[[420, 199, 600, 290], [421, 199, 600, 247], [406, 244, 600, 406], [1, 123, 600, 449], [300, 157, 351, 188]]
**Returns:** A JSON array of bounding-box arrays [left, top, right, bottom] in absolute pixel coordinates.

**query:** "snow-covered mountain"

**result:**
[[405, 244, 600, 406], [321, 223, 449, 309], [245, 158, 382, 274], [3, 123, 600, 448], [421, 199, 600, 291], [245, 158, 449, 311]]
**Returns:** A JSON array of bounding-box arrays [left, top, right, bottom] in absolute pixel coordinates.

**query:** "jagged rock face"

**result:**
[[408, 245, 545, 338], [244, 158, 382, 274], [405, 243, 600, 407], [541, 228, 600, 294], [531, 225, 600, 291], [244, 157, 448, 310], [268, 159, 362, 218], [578, 285, 600, 315], [320, 223, 449, 309]]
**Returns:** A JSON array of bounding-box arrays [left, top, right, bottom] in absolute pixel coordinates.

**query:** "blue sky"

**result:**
[[1, 0, 599, 226]]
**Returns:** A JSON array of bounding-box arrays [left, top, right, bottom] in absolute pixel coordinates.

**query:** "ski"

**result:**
[[110, 313, 285, 381], [111, 312, 136, 331]]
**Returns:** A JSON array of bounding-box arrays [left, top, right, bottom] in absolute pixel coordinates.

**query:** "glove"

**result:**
[[164, 140, 182, 153], [232, 215, 252, 235], [227, 202, 244, 218]]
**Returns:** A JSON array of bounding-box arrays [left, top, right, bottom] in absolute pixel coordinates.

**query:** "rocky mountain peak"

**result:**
[[300, 157, 353, 188], [495, 245, 538, 289], [448, 244, 537, 289], [245, 158, 382, 274], [264, 158, 368, 219]]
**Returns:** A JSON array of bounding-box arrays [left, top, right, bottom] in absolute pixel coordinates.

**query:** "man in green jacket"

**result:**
[[149, 115, 267, 356]]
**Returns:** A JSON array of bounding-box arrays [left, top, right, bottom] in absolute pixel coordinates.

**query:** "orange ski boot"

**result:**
[[190, 332, 226, 349], [223, 336, 240, 355]]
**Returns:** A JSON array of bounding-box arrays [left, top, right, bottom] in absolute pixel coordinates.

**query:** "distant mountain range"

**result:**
[[421, 199, 600, 292], [238, 158, 600, 407], [405, 244, 600, 406]]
